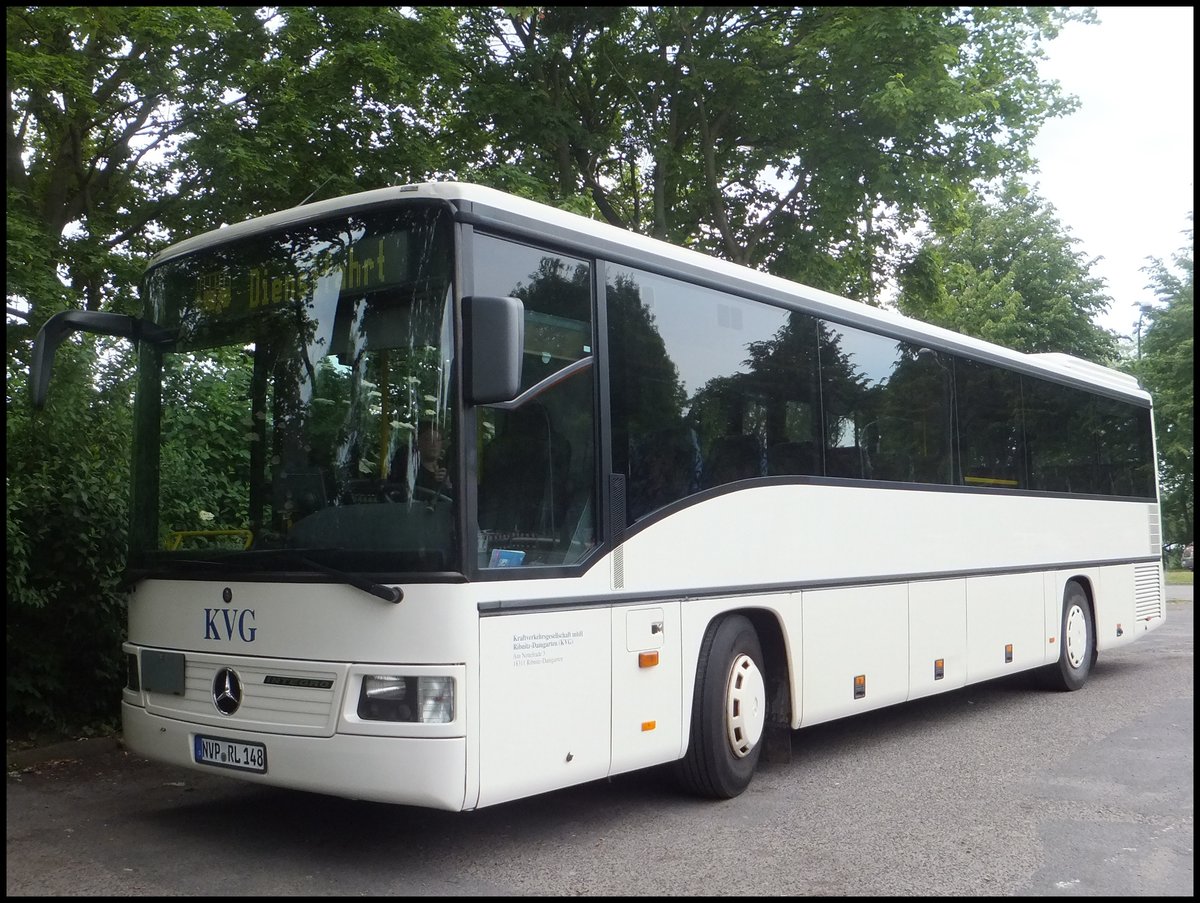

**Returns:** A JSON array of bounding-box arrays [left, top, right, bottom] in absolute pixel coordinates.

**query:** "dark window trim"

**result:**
[[477, 555, 1163, 615], [613, 475, 1157, 545], [594, 260, 616, 563], [147, 197, 461, 271], [125, 568, 469, 587], [458, 209, 1156, 585], [597, 261, 1154, 529], [454, 203, 1150, 409], [455, 219, 475, 583], [463, 227, 610, 582]]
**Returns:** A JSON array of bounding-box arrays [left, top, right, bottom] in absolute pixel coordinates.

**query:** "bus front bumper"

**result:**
[[122, 703, 467, 811]]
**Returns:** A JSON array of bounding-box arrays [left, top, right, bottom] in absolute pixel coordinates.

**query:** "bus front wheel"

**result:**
[[676, 614, 766, 798], [1038, 582, 1096, 691]]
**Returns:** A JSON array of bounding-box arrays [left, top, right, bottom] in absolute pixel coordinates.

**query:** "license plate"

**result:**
[[194, 735, 267, 774]]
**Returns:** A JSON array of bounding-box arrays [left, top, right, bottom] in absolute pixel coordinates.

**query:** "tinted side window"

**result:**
[[953, 357, 1025, 489], [818, 322, 953, 485], [607, 265, 817, 524], [1022, 377, 1101, 493], [1024, 373, 1157, 498], [472, 235, 597, 568], [604, 269, 1155, 508], [1093, 396, 1155, 497]]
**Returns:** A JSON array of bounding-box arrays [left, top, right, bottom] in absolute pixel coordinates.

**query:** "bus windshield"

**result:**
[[130, 203, 458, 576]]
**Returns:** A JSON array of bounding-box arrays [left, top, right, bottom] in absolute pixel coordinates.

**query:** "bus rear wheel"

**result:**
[[1038, 582, 1096, 691], [676, 614, 766, 798]]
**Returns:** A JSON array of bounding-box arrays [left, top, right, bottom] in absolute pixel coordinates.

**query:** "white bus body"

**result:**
[[121, 488, 1163, 809], [36, 183, 1162, 810]]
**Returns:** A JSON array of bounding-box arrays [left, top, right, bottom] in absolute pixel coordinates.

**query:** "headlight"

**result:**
[[357, 675, 455, 723], [417, 676, 454, 724], [363, 675, 407, 701], [126, 653, 140, 692]]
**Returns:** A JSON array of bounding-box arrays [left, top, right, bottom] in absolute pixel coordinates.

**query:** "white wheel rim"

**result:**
[[725, 653, 766, 758], [1065, 603, 1088, 669]]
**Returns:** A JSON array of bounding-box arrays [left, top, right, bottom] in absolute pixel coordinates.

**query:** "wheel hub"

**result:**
[[725, 653, 766, 758], [1065, 603, 1088, 669]]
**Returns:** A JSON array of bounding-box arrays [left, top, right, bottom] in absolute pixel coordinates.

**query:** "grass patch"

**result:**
[[1166, 570, 1193, 586]]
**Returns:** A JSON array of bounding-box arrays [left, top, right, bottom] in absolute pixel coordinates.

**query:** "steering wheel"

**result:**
[[412, 485, 453, 505], [381, 485, 408, 503]]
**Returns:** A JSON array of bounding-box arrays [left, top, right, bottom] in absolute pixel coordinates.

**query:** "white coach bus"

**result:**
[[32, 182, 1165, 810]]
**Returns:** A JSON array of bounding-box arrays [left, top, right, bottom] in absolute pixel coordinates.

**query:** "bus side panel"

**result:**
[[1042, 571, 1063, 664], [1094, 564, 1141, 651], [609, 602, 683, 777], [965, 573, 1044, 684], [476, 608, 612, 808], [800, 584, 908, 728], [907, 579, 967, 701]]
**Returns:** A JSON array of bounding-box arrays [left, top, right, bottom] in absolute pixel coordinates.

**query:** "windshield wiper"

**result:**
[[277, 550, 403, 604], [153, 549, 403, 604]]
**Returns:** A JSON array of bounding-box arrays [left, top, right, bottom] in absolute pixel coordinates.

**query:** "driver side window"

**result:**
[[471, 235, 598, 569]]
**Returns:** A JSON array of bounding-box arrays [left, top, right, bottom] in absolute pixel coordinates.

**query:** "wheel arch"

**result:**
[[675, 606, 787, 798], [1034, 574, 1099, 691], [677, 601, 797, 762], [1062, 573, 1098, 635], [726, 607, 793, 732], [1065, 573, 1096, 610]]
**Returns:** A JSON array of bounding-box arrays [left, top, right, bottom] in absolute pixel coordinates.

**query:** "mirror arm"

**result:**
[[31, 310, 173, 409], [488, 356, 594, 411]]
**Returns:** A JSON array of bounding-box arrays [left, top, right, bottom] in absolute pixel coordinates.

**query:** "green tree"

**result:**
[[7, 6, 459, 336], [175, 6, 459, 231], [895, 182, 1117, 362], [452, 6, 1090, 300], [6, 343, 135, 731], [8, 7, 254, 333], [6, 6, 460, 732], [1133, 226, 1194, 549]]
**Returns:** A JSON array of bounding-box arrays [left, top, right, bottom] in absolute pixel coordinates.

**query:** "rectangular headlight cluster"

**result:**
[[357, 675, 455, 724], [126, 652, 140, 692]]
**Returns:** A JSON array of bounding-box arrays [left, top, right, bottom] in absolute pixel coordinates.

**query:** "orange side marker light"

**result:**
[[853, 674, 866, 699]]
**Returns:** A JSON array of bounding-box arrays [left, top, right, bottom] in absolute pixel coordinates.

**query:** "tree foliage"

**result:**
[[7, 6, 458, 340], [6, 5, 460, 732], [174, 6, 460, 231], [6, 343, 134, 730], [8, 7, 248, 332], [1133, 226, 1194, 547], [452, 6, 1089, 300], [895, 181, 1118, 362]]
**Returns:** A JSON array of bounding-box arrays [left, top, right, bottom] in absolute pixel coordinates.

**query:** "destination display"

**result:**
[[192, 232, 410, 320]]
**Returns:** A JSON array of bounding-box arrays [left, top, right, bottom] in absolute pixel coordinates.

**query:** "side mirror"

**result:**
[[31, 310, 173, 409], [463, 295, 524, 405]]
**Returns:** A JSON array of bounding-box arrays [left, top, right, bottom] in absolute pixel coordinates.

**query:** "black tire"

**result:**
[[676, 614, 766, 799], [1037, 582, 1096, 691]]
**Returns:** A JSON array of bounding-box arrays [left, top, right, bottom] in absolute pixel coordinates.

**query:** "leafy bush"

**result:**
[[6, 343, 134, 732]]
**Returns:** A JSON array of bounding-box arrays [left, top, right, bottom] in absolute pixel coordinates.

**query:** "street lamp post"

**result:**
[[1136, 304, 1154, 359]]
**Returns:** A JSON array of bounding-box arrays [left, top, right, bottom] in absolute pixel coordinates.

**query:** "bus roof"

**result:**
[[149, 181, 1149, 404]]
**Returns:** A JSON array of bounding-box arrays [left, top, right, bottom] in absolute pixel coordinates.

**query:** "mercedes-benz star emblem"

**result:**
[[212, 667, 243, 716]]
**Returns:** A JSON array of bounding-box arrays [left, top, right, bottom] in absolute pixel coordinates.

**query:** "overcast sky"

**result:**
[[1028, 5, 1194, 340]]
